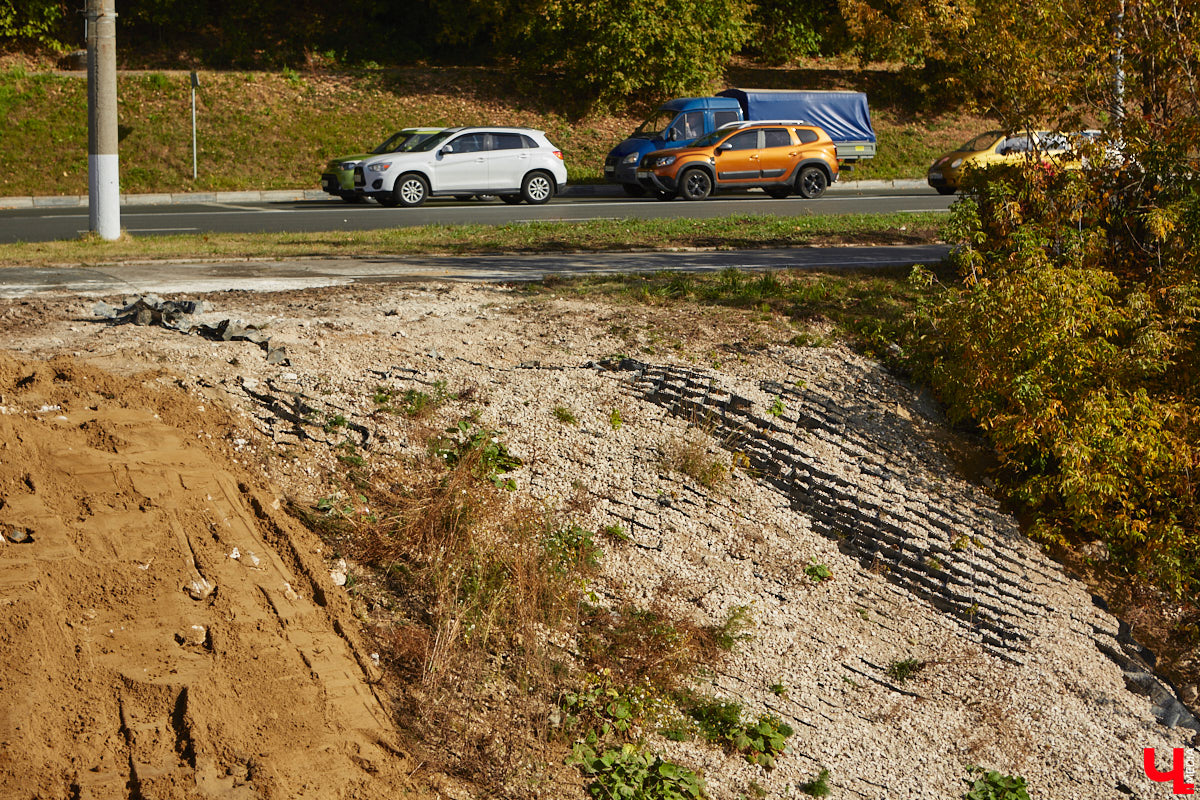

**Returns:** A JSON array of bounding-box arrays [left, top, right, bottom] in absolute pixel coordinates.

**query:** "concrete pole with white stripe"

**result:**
[[87, 0, 120, 240]]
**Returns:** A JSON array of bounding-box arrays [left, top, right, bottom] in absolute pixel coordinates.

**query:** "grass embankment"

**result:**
[[0, 212, 945, 267], [0, 57, 993, 197]]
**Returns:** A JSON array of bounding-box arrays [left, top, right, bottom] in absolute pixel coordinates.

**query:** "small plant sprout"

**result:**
[[770, 681, 788, 696], [951, 534, 972, 551], [554, 406, 579, 424], [803, 560, 832, 583], [768, 395, 786, 417], [609, 408, 624, 430], [927, 555, 945, 571], [855, 606, 870, 621]]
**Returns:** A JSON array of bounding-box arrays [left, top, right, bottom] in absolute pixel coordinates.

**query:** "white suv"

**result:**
[[356, 127, 568, 207]]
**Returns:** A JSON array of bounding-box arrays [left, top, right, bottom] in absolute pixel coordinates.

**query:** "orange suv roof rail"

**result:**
[[717, 119, 818, 131]]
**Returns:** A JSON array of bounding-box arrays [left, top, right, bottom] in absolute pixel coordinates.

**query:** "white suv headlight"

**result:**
[[654, 155, 676, 167], [621, 152, 640, 165], [367, 162, 391, 173], [950, 158, 964, 169]]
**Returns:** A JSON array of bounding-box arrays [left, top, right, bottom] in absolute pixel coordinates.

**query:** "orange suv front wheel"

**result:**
[[679, 167, 713, 201]]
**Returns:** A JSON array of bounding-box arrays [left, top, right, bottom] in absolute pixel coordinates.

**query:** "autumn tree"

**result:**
[[908, 0, 1200, 596]]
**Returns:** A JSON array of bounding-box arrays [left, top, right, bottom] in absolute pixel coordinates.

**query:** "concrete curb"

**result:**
[[0, 179, 934, 210]]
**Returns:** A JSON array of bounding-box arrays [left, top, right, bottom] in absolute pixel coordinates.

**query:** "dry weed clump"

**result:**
[[290, 416, 753, 796], [354, 449, 581, 680], [578, 604, 746, 691], [661, 427, 730, 490]]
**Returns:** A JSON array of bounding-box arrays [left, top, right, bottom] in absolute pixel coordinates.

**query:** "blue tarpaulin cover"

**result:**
[[717, 88, 876, 144]]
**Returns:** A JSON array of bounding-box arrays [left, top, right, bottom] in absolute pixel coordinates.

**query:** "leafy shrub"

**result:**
[[752, 0, 844, 64], [1, 0, 68, 48], [516, 0, 750, 109], [912, 157, 1200, 597]]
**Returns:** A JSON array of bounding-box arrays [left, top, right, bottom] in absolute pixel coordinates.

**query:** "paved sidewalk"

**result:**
[[0, 178, 932, 210]]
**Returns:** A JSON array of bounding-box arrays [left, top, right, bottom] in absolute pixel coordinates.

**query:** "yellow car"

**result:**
[[927, 130, 1073, 194]]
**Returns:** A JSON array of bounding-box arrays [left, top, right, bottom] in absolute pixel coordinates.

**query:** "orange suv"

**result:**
[[635, 121, 838, 201]]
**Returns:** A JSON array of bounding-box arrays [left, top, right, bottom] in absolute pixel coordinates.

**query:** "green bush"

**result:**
[[1, 0, 68, 49], [520, 0, 751, 109], [751, 0, 845, 64]]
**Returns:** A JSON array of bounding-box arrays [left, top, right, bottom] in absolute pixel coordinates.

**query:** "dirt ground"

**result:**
[[0, 280, 1197, 800]]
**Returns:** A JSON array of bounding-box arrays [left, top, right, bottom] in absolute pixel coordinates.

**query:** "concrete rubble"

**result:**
[[93, 294, 290, 364]]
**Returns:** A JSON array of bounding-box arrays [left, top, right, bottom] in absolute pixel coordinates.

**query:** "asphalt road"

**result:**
[[0, 189, 952, 244], [0, 245, 952, 298]]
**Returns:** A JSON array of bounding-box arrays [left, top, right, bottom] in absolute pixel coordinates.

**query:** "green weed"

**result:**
[[804, 560, 833, 582], [799, 768, 831, 797], [963, 766, 1031, 800], [601, 523, 631, 543], [544, 524, 601, 573], [709, 604, 753, 651], [885, 657, 926, 683], [432, 420, 522, 490], [570, 741, 705, 800], [683, 697, 793, 768]]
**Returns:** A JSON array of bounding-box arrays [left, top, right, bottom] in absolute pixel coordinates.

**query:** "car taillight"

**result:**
[[553, 150, 564, 160]]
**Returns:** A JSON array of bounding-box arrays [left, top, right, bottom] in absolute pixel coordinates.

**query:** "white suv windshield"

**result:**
[[409, 130, 458, 152]]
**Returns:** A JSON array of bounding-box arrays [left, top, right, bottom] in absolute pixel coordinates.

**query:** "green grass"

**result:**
[[0, 59, 997, 197], [529, 256, 939, 361], [0, 211, 944, 267]]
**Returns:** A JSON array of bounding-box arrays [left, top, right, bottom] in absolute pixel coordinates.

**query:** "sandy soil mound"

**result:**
[[0, 353, 429, 800]]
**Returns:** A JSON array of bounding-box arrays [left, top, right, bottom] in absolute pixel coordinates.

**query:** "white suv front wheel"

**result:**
[[521, 171, 554, 205], [394, 173, 429, 207]]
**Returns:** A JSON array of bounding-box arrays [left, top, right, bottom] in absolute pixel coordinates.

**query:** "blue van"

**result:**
[[604, 89, 876, 196]]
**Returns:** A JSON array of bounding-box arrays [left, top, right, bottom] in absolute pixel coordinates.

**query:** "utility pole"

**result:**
[[191, 71, 199, 180], [87, 0, 120, 240], [1112, 0, 1126, 123]]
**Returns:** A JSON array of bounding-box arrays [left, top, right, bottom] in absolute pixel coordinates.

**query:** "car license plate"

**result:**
[[929, 171, 942, 181]]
